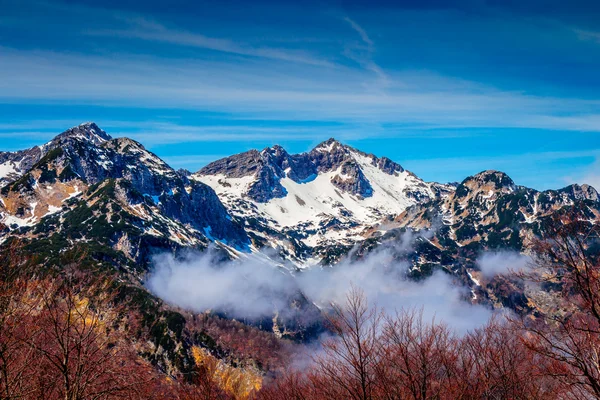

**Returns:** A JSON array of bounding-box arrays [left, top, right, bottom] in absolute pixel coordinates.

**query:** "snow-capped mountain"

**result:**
[[0, 123, 248, 266], [193, 138, 454, 264]]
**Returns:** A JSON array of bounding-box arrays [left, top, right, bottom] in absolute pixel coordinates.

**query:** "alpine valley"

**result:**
[[1, 123, 599, 379]]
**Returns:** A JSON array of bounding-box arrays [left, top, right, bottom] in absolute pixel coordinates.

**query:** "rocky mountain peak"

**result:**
[[474, 170, 515, 185], [199, 150, 264, 178], [456, 170, 516, 198], [54, 122, 112, 146], [261, 145, 290, 169], [308, 139, 404, 176], [0, 122, 249, 252], [375, 156, 404, 175], [262, 144, 287, 156], [4, 122, 598, 274], [313, 138, 344, 153], [558, 183, 599, 203], [196, 139, 438, 205], [107, 137, 148, 153], [310, 138, 356, 162]]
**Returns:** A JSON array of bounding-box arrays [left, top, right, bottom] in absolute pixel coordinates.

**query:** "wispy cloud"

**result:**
[[477, 251, 531, 279], [0, 120, 86, 131], [148, 238, 495, 333], [0, 0, 598, 191], [404, 149, 600, 169], [343, 17, 390, 88], [121, 124, 336, 145], [2, 46, 600, 135], [523, 114, 600, 132], [574, 29, 600, 44], [87, 17, 335, 68]]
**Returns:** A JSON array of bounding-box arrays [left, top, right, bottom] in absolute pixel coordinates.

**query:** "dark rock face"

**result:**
[[161, 180, 248, 246], [246, 164, 287, 203], [376, 156, 404, 175], [308, 139, 350, 174], [329, 160, 373, 198], [176, 168, 191, 177], [201, 149, 289, 203], [284, 153, 315, 182], [201, 150, 264, 178]]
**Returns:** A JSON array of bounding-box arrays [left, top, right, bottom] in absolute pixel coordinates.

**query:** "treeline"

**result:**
[[1, 215, 599, 399]]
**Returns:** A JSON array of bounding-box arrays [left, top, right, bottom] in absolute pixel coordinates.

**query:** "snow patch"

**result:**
[[0, 162, 18, 180]]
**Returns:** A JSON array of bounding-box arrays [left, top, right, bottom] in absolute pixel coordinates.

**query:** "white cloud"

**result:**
[[477, 251, 531, 279], [343, 16, 389, 88], [146, 251, 298, 320], [147, 240, 494, 334], [574, 29, 600, 44]]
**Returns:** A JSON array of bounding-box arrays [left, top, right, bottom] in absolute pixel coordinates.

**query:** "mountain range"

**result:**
[[1, 123, 599, 307]]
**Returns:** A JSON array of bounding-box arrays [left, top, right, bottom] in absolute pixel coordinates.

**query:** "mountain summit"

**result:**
[[54, 122, 112, 145]]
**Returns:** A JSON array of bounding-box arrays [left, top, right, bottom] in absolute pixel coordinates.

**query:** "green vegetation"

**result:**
[[58, 164, 79, 181]]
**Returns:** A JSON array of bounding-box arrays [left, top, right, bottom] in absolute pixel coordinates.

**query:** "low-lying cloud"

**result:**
[[147, 251, 297, 320], [147, 237, 497, 333], [477, 251, 531, 279]]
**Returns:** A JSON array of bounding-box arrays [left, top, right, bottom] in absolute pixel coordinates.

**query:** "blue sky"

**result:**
[[0, 0, 599, 190]]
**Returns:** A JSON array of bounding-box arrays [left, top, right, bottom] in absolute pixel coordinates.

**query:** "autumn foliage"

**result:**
[[0, 250, 232, 400], [1, 214, 599, 399], [257, 291, 563, 400]]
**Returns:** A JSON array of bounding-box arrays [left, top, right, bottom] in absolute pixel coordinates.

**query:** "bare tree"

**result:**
[[0, 240, 43, 399], [17, 277, 153, 400], [311, 287, 382, 400], [0, 279, 40, 399], [375, 309, 454, 400], [453, 318, 561, 400], [520, 212, 600, 398]]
